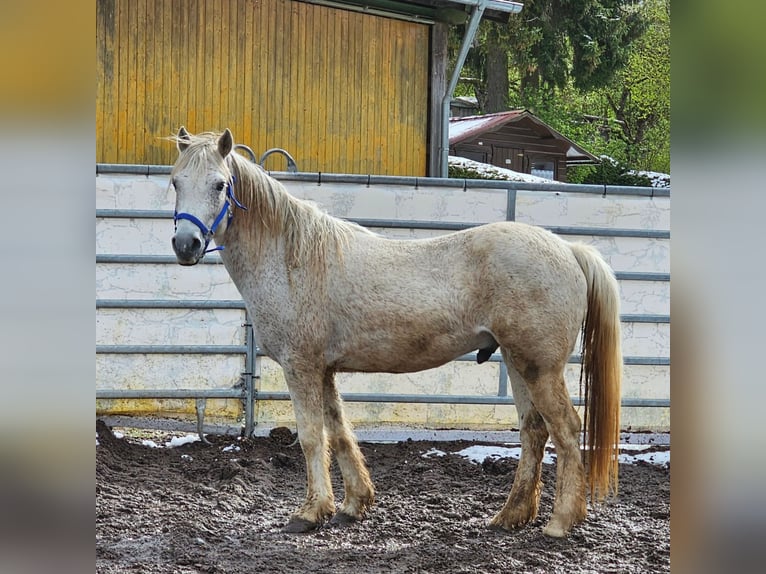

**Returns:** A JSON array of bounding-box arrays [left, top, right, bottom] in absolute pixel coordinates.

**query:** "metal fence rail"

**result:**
[[96, 169, 670, 436]]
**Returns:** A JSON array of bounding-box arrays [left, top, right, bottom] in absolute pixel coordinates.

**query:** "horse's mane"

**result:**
[[170, 132, 370, 270]]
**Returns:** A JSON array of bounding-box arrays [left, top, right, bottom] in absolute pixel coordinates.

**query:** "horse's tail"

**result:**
[[569, 242, 622, 500]]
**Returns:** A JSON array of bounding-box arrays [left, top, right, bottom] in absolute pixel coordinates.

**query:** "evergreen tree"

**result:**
[[453, 1, 647, 108]]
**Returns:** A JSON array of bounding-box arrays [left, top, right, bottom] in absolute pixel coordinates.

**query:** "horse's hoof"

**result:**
[[282, 517, 320, 534], [542, 521, 567, 538], [328, 512, 359, 528]]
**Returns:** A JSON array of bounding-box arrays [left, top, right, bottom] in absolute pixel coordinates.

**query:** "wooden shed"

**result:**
[[449, 110, 599, 182], [96, 0, 522, 176]]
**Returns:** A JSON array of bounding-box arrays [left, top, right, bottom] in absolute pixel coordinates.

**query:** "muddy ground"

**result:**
[[96, 420, 669, 573]]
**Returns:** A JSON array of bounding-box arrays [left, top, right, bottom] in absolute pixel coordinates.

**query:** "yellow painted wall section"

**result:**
[[97, 0, 429, 175]]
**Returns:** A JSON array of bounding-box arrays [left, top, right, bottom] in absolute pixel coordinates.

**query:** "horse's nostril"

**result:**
[[172, 233, 203, 258]]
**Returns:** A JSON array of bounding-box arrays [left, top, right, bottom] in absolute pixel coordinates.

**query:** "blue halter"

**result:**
[[173, 176, 248, 253]]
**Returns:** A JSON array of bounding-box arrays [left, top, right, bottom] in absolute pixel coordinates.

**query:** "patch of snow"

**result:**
[[629, 170, 670, 188], [166, 434, 201, 448], [113, 430, 124, 439], [222, 444, 241, 453], [619, 444, 652, 451], [181, 454, 193, 461], [448, 118, 493, 142], [448, 155, 556, 183], [422, 444, 668, 468], [141, 439, 160, 449], [455, 445, 557, 465], [422, 448, 447, 458]]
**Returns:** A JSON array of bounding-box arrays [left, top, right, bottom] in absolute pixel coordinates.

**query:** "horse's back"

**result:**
[[324, 221, 587, 373]]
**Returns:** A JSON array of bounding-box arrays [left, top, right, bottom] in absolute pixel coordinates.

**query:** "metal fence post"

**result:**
[[244, 313, 256, 437]]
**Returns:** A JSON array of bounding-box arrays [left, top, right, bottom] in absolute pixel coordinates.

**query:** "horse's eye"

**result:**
[[215, 181, 225, 192]]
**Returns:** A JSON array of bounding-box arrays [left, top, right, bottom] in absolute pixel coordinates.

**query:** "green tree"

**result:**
[[453, 1, 647, 108], [599, 0, 670, 171]]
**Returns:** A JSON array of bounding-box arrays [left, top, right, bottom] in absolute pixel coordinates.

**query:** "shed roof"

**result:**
[[304, 1, 522, 23], [449, 110, 599, 164]]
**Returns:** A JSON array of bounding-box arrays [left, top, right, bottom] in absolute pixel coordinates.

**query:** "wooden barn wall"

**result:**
[[96, 0, 429, 175]]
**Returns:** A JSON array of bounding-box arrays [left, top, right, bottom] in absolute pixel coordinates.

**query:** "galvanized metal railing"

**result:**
[[96, 167, 670, 437]]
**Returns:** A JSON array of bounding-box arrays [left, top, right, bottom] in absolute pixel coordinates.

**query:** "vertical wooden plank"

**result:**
[[399, 21, 408, 174], [141, 0, 156, 159], [294, 1, 307, 168], [150, 0, 163, 162], [314, 7, 332, 172], [286, 1, 300, 159], [350, 11, 363, 173], [281, 0, 295, 157], [371, 16, 383, 173], [304, 3, 318, 171], [178, 0, 188, 133], [258, 0, 273, 156], [375, 16, 386, 173], [196, 0, 206, 132], [96, 0, 105, 161], [160, 0, 174, 164], [114, 0, 126, 162], [384, 19, 394, 173], [299, 0, 309, 170], [271, 0, 286, 158], [417, 25, 429, 174], [329, 8, 343, 172], [241, 0, 254, 147], [358, 15, 370, 174], [271, 0, 282, 153], [204, 0, 218, 129], [125, 0, 138, 163], [228, 0, 240, 136], [97, 0, 117, 163], [144, 0, 160, 163], [388, 18, 399, 174], [254, 0, 266, 153], [217, 0, 228, 132], [402, 22, 416, 175], [318, 5, 330, 171], [135, 0, 148, 163], [334, 9, 347, 173], [184, 0, 195, 133]]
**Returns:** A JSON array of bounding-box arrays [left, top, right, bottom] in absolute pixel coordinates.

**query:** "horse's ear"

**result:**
[[177, 126, 191, 152], [218, 129, 233, 158]]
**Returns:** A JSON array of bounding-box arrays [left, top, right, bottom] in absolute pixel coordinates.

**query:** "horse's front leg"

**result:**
[[282, 362, 335, 533]]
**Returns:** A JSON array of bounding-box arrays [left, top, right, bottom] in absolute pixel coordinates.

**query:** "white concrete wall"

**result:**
[[96, 171, 670, 431]]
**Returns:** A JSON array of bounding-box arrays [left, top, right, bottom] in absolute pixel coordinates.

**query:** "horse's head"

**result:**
[[170, 127, 238, 265]]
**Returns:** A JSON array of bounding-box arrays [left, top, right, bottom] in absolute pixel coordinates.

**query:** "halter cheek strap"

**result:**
[[173, 177, 248, 253]]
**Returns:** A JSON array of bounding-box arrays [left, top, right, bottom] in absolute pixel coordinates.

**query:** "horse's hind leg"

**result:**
[[490, 359, 548, 531], [523, 365, 587, 538], [322, 370, 375, 525], [282, 363, 336, 533]]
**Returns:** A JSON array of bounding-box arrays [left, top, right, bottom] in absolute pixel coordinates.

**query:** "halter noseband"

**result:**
[[173, 176, 248, 253]]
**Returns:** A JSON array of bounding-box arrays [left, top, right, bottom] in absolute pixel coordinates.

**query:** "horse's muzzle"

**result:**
[[171, 226, 205, 266]]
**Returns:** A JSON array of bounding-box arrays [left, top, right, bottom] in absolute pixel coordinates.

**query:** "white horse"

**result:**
[[169, 128, 622, 538]]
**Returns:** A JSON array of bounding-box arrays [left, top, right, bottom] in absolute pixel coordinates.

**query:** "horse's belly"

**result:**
[[332, 331, 491, 374]]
